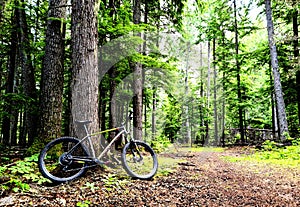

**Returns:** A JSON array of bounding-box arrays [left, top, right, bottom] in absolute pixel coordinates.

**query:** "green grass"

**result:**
[[156, 145, 224, 177], [156, 156, 185, 176], [181, 146, 225, 153], [224, 140, 300, 169], [163, 143, 225, 153]]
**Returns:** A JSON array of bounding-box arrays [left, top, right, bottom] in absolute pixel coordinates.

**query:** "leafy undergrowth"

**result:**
[[223, 139, 300, 168], [0, 154, 50, 195], [0, 144, 299, 206], [0, 150, 182, 198]]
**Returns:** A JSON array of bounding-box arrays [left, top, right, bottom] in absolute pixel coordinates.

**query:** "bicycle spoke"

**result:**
[[122, 141, 158, 179], [38, 137, 89, 183]]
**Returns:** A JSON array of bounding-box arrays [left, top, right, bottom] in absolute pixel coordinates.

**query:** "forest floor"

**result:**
[[0, 146, 299, 207]]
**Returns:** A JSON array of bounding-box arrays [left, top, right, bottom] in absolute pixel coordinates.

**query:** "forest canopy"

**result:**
[[0, 0, 299, 154]]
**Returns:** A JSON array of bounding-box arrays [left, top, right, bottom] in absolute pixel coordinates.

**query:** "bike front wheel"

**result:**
[[38, 137, 89, 183], [121, 140, 158, 180]]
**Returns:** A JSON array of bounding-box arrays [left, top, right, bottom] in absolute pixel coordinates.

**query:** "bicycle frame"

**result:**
[[67, 124, 131, 165], [38, 110, 158, 182]]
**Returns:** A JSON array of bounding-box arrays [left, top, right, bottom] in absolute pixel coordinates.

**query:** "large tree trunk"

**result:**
[[71, 0, 99, 139], [265, 0, 289, 140], [132, 0, 143, 140], [38, 0, 66, 145]]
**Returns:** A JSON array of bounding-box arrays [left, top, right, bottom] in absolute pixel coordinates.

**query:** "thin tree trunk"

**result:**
[[233, 0, 244, 144], [109, 66, 117, 141], [143, 1, 148, 139], [185, 42, 191, 146], [152, 87, 157, 140], [213, 38, 219, 145], [221, 71, 226, 147], [199, 43, 205, 145], [108, 0, 117, 142], [265, 0, 289, 140], [270, 63, 277, 138], [221, 32, 226, 147], [292, 2, 300, 127], [151, 4, 160, 142], [99, 81, 107, 132], [1, 9, 18, 146], [132, 0, 143, 140], [205, 41, 211, 145]]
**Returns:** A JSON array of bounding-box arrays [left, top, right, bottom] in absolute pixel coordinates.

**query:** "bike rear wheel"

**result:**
[[121, 140, 158, 180], [38, 137, 89, 183]]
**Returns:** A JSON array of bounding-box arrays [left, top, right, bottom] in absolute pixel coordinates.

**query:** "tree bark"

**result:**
[[132, 0, 143, 140], [109, 66, 117, 141], [71, 0, 99, 139], [17, 0, 38, 145], [205, 41, 211, 145], [198, 43, 205, 145], [1, 9, 18, 146], [38, 0, 66, 144], [213, 38, 219, 145], [292, 2, 300, 127], [152, 86, 157, 140], [185, 42, 191, 146], [265, 0, 289, 140], [233, 0, 245, 144]]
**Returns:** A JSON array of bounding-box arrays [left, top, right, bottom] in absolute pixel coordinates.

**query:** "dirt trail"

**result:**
[[1, 148, 299, 206]]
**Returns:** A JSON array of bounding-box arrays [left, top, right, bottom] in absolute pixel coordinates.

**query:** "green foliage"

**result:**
[[76, 200, 91, 207], [182, 147, 224, 153], [156, 156, 185, 177], [101, 174, 129, 192], [261, 140, 278, 151], [26, 139, 46, 156], [8, 179, 30, 193], [83, 182, 99, 193], [291, 138, 300, 146], [151, 139, 171, 153], [161, 94, 182, 143], [0, 154, 50, 195], [224, 139, 300, 168], [262, 138, 300, 156]]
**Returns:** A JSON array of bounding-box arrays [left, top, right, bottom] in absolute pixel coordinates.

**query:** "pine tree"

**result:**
[[265, 0, 289, 140], [38, 0, 66, 144], [71, 0, 99, 139]]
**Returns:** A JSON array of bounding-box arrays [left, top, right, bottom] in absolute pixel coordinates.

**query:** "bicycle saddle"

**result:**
[[75, 120, 92, 125]]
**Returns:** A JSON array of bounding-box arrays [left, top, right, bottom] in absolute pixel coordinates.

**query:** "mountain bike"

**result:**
[[38, 112, 158, 183]]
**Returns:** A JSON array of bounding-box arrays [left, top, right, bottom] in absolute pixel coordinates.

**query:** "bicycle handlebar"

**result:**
[[128, 111, 133, 120]]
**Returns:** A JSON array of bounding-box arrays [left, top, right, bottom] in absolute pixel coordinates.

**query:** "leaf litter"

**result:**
[[0, 147, 299, 206]]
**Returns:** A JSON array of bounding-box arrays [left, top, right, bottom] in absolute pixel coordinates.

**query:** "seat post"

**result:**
[[83, 124, 89, 136]]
